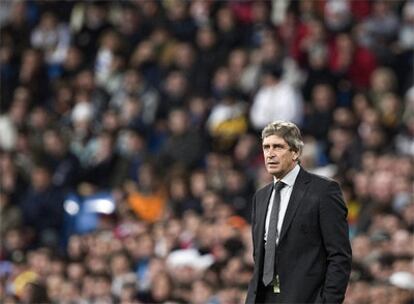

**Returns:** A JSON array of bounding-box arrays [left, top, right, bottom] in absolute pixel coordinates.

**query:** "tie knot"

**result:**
[[274, 181, 285, 192]]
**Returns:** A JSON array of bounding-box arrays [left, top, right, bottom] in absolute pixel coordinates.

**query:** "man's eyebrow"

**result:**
[[263, 143, 285, 146]]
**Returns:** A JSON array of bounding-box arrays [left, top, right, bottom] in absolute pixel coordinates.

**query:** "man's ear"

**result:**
[[292, 151, 299, 161]]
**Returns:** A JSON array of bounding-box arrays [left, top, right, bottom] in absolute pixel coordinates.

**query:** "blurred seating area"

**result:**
[[0, 1, 413, 303]]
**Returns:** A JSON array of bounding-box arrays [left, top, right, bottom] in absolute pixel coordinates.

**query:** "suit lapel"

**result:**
[[279, 168, 311, 243], [256, 183, 273, 258]]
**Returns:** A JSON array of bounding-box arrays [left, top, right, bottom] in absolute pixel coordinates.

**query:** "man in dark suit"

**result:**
[[246, 121, 352, 303]]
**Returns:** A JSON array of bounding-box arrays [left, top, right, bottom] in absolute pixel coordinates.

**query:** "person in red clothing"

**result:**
[[329, 32, 377, 89]]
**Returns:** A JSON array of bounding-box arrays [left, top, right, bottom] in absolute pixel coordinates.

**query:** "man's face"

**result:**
[[262, 135, 298, 179]]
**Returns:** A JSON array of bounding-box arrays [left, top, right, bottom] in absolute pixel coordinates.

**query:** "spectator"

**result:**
[[164, 0, 197, 43], [158, 108, 206, 171], [166, 172, 201, 218], [193, 26, 222, 95], [158, 69, 190, 118], [114, 128, 148, 185], [110, 68, 159, 128], [207, 89, 248, 151], [116, 3, 147, 56], [94, 29, 125, 94], [0, 190, 22, 237], [72, 2, 112, 63], [129, 39, 162, 89], [20, 165, 64, 247], [303, 83, 336, 145], [214, 5, 245, 58], [0, 1, 31, 62], [30, 11, 71, 66], [60, 45, 85, 81], [0, 87, 30, 151], [109, 250, 136, 298], [360, 0, 400, 64], [18, 48, 49, 106], [250, 64, 304, 130], [41, 129, 81, 189], [127, 162, 167, 223], [329, 32, 377, 90]]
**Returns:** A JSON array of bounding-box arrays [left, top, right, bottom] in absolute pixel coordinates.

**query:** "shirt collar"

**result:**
[[273, 164, 300, 188]]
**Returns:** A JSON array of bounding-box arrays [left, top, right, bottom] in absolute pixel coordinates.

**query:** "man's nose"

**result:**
[[266, 148, 276, 156], [266, 151, 276, 158]]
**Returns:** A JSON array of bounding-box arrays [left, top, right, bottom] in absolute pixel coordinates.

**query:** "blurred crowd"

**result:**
[[0, 0, 413, 303]]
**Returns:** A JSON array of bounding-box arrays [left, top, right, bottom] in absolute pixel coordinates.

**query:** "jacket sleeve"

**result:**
[[251, 192, 257, 262], [319, 181, 352, 303]]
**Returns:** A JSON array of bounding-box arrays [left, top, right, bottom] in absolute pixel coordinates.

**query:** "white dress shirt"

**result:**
[[264, 164, 300, 244]]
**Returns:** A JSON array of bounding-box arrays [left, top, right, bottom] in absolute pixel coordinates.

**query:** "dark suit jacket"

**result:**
[[246, 167, 352, 303]]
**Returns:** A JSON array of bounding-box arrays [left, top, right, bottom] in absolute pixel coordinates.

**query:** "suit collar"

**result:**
[[255, 183, 274, 259], [273, 163, 300, 188], [278, 167, 311, 243]]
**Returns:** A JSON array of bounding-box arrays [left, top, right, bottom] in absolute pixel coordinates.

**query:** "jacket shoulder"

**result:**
[[256, 182, 273, 193], [300, 168, 340, 190]]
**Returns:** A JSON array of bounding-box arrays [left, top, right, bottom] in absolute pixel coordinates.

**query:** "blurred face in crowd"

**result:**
[[261, 71, 280, 87], [93, 275, 112, 298], [29, 107, 50, 130], [173, 42, 194, 68], [351, 235, 371, 261], [192, 280, 213, 304], [251, 1, 269, 23], [119, 5, 140, 34], [43, 130, 65, 157], [67, 262, 85, 281], [212, 67, 231, 92], [165, 71, 188, 97], [64, 46, 83, 70], [370, 68, 396, 93], [166, 0, 187, 20], [262, 135, 299, 179], [9, 92, 29, 124], [137, 163, 157, 192], [312, 84, 335, 111], [60, 280, 81, 303], [110, 253, 131, 276], [20, 49, 43, 77], [123, 69, 141, 92], [31, 167, 51, 191], [75, 70, 95, 91], [38, 12, 58, 32], [261, 37, 282, 62], [217, 6, 236, 31], [3, 228, 24, 253], [46, 274, 64, 301], [369, 171, 393, 204], [131, 40, 154, 67], [86, 3, 107, 28], [150, 272, 172, 302], [196, 26, 216, 49], [120, 283, 137, 303], [168, 109, 189, 135]]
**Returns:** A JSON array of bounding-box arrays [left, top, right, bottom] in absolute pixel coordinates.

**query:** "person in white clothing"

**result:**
[[250, 65, 304, 131]]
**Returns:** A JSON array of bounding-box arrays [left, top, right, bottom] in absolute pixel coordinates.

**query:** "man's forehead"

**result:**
[[262, 135, 287, 144]]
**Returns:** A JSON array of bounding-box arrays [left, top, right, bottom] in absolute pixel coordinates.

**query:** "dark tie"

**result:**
[[262, 181, 285, 286]]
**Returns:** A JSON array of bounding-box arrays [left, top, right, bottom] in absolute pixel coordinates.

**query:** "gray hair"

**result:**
[[261, 121, 304, 155]]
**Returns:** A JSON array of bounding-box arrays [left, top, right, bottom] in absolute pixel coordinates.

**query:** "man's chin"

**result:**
[[267, 169, 281, 177]]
